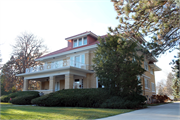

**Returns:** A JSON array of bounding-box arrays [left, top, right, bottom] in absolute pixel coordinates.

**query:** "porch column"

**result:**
[[49, 76, 55, 92], [65, 74, 74, 89], [23, 79, 28, 91]]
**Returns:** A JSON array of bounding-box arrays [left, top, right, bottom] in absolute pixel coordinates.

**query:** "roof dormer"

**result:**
[[65, 31, 98, 48]]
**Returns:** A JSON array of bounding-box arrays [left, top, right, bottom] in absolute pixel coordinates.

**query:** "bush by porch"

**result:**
[[31, 88, 146, 109]]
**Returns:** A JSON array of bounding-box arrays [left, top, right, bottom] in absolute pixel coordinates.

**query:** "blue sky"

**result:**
[[0, 0, 177, 87]]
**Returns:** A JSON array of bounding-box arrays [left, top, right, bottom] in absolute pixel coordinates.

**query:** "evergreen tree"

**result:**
[[172, 78, 180, 100], [110, 0, 180, 57], [93, 35, 145, 96]]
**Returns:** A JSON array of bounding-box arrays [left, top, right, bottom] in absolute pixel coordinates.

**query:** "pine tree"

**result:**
[[93, 34, 145, 96], [172, 78, 180, 100], [111, 0, 180, 57]]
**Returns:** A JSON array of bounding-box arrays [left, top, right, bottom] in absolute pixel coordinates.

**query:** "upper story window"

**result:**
[[145, 78, 148, 88], [73, 37, 87, 48], [144, 61, 148, 71], [151, 82, 155, 92], [150, 68, 154, 74]]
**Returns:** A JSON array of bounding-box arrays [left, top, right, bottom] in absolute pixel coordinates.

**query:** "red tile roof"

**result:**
[[37, 33, 107, 60], [65, 31, 98, 40]]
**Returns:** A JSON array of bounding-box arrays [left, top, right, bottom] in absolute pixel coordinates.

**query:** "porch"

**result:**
[[19, 66, 95, 94]]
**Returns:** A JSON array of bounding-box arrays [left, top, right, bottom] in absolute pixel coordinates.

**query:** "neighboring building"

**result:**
[[16, 31, 161, 103]]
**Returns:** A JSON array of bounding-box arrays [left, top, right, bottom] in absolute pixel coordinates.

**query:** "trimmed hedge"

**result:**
[[1, 91, 40, 104], [31, 88, 146, 109], [31, 88, 110, 107]]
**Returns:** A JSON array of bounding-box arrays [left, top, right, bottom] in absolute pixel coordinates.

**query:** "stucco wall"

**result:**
[[60, 80, 65, 90], [41, 81, 49, 90]]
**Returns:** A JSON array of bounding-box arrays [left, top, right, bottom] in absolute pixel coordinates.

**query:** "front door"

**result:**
[[55, 81, 60, 91]]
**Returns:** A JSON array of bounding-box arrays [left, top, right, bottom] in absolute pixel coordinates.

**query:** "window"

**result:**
[[144, 61, 148, 71], [74, 40, 77, 47], [78, 38, 82, 46], [73, 37, 87, 48], [137, 75, 141, 85], [145, 78, 148, 88], [96, 77, 104, 88], [150, 68, 154, 74], [83, 37, 87, 45], [151, 82, 155, 92], [70, 54, 85, 68]]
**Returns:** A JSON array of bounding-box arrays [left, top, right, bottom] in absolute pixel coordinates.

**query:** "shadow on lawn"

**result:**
[[1, 105, 132, 119]]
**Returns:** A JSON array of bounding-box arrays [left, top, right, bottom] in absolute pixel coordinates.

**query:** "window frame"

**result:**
[[144, 60, 148, 71], [151, 82, 155, 92], [144, 78, 148, 89], [150, 68, 154, 75], [73, 37, 87, 48]]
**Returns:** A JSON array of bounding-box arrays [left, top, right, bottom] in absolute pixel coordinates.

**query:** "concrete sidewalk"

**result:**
[[97, 102, 180, 120]]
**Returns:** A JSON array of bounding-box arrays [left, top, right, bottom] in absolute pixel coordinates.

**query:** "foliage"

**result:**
[[1, 32, 47, 91], [10, 94, 39, 105], [31, 88, 110, 107], [100, 95, 146, 109], [172, 77, 180, 100], [170, 49, 180, 100], [156, 73, 174, 96], [111, 0, 180, 57], [93, 35, 145, 96], [152, 95, 172, 103], [31, 88, 146, 109], [0, 75, 12, 95], [1, 102, 133, 120], [0, 91, 39, 103], [166, 72, 174, 96]]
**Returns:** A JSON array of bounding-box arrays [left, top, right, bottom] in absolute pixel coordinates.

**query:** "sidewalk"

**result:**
[[97, 102, 180, 120]]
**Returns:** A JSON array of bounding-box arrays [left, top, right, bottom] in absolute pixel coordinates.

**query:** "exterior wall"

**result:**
[[41, 81, 49, 90], [68, 39, 73, 48], [60, 80, 65, 90], [142, 58, 156, 103], [83, 73, 96, 88], [87, 35, 97, 44]]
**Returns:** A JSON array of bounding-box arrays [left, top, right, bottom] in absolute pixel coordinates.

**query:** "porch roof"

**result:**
[[16, 66, 94, 77]]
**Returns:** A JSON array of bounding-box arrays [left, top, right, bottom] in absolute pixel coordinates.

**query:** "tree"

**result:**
[[93, 34, 145, 96], [170, 49, 180, 100], [2, 32, 47, 91], [166, 72, 174, 96], [172, 77, 180, 100], [110, 0, 180, 57], [156, 80, 166, 95]]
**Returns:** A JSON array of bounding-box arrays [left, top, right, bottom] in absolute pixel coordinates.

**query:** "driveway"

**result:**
[[97, 102, 180, 120]]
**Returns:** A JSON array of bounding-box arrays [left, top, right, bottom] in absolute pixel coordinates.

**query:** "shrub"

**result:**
[[10, 92, 40, 105], [152, 95, 172, 103], [100, 94, 146, 109], [31, 88, 111, 107], [31, 89, 147, 109], [1, 91, 39, 103]]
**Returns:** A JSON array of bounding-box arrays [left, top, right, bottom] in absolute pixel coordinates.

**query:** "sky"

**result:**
[[0, 0, 178, 87]]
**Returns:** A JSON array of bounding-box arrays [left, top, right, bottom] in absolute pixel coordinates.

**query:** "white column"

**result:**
[[65, 74, 74, 89], [23, 79, 28, 91], [49, 76, 55, 92]]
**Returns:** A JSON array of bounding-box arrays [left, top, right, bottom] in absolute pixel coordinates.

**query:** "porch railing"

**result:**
[[25, 60, 90, 73]]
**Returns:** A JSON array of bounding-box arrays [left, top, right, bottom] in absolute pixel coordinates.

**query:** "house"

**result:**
[[16, 31, 161, 103]]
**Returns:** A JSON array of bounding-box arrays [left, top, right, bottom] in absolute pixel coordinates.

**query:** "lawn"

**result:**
[[0, 102, 133, 120]]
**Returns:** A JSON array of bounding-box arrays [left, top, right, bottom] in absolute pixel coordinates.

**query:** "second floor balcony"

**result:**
[[25, 60, 90, 73]]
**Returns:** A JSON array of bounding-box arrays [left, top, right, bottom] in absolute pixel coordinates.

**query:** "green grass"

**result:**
[[0, 102, 133, 120]]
